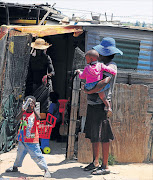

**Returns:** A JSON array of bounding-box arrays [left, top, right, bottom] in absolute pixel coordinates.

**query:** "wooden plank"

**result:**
[[38, 6, 58, 25], [72, 47, 85, 71], [116, 71, 153, 114], [78, 83, 153, 163], [78, 132, 103, 163], [111, 83, 152, 162], [79, 82, 87, 117], [67, 75, 80, 159], [116, 72, 153, 85], [78, 132, 93, 163]]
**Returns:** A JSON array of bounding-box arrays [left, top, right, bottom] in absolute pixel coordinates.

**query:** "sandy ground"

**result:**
[[0, 140, 153, 180]]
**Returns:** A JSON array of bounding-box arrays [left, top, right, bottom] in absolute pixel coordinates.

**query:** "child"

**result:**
[[5, 96, 51, 178], [76, 49, 117, 117], [48, 92, 61, 141]]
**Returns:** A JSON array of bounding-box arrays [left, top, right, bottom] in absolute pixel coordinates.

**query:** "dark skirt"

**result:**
[[84, 104, 114, 143]]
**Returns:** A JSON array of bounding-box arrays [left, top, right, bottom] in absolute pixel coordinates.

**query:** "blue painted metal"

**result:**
[[137, 40, 153, 71], [138, 60, 150, 65], [86, 32, 153, 73], [140, 45, 152, 50], [137, 65, 150, 70]]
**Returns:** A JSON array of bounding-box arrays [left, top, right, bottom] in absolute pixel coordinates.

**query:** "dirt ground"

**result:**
[[0, 140, 153, 180]]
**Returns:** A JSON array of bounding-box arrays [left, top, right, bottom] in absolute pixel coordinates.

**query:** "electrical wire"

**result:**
[[55, 6, 153, 23]]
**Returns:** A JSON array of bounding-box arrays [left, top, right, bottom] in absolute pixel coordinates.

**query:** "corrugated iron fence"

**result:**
[[85, 26, 153, 72]]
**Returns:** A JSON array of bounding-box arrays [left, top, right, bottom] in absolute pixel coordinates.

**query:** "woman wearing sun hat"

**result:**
[[25, 38, 55, 113], [83, 37, 123, 175]]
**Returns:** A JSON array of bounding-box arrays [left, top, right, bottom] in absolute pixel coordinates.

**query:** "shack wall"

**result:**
[[78, 83, 153, 163], [69, 40, 153, 162], [84, 26, 153, 72]]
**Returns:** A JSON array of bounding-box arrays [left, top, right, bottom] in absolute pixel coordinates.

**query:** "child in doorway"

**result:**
[[76, 49, 117, 117], [5, 96, 51, 178], [48, 91, 61, 141]]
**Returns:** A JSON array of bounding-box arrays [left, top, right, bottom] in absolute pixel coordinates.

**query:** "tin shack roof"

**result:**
[[0, 25, 83, 40], [82, 24, 153, 32]]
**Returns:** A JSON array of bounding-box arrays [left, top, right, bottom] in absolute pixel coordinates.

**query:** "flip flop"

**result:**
[[84, 162, 99, 171], [91, 168, 110, 175]]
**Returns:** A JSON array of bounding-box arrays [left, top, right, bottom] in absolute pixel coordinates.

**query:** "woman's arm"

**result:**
[[47, 55, 55, 77], [84, 76, 111, 94], [101, 63, 117, 75]]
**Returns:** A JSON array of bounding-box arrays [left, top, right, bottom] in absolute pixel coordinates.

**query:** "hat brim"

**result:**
[[31, 42, 52, 50], [93, 44, 123, 56]]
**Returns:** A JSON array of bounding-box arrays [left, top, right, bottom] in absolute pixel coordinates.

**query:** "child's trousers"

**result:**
[[14, 141, 48, 170]]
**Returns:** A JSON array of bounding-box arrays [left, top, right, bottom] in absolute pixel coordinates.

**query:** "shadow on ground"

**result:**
[[0, 171, 42, 178], [52, 166, 92, 179]]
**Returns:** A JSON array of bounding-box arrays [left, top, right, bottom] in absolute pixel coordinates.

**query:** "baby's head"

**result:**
[[85, 49, 99, 64]]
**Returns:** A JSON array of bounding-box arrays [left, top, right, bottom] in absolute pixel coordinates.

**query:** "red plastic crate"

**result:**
[[38, 124, 53, 139], [46, 113, 57, 128], [38, 113, 57, 139]]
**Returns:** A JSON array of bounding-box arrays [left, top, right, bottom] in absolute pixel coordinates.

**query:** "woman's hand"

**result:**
[[47, 73, 53, 78], [75, 69, 81, 74]]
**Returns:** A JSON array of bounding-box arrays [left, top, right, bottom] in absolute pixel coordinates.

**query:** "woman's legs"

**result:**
[[102, 142, 110, 169], [92, 142, 100, 167]]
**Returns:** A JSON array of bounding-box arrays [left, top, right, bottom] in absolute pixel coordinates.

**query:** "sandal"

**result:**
[[91, 167, 110, 175], [84, 162, 99, 171]]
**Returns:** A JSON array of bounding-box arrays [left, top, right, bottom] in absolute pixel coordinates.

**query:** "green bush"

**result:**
[[108, 154, 117, 165], [99, 154, 117, 166]]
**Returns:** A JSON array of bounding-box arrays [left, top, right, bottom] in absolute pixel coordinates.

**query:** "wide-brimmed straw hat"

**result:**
[[93, 37, 123, 56], [31, 38, 52, 50]]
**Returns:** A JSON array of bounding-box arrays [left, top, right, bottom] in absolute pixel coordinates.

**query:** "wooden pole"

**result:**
[[111, 13, 113, 22], [67, 75, 80, 159], [36, 8, 40, 25], [105, 12, 107, 22], [5, 5, 10, 25], [38, 6, 58, 25]]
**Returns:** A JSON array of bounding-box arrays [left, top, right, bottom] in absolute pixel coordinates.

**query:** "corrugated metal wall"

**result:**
[[137, 40, 153, 72], [114, 39, 140, 70], [84, 26, 153, 72], [84, 26, 153, 112]]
